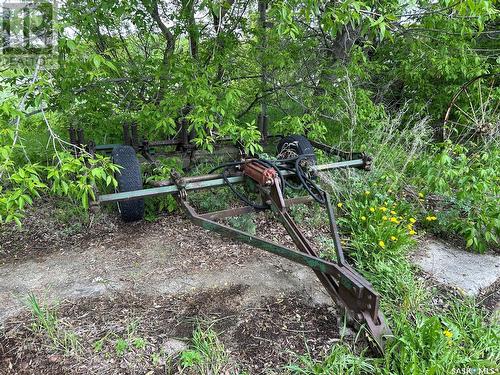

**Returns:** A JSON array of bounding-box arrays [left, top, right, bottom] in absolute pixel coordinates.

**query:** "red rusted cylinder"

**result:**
[[243, 161, 276, 186]]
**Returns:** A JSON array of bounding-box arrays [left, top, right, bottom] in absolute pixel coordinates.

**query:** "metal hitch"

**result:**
[[178, 160, 391, 351]]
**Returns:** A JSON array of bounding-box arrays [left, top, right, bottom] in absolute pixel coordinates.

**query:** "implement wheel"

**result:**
[[112, 145, 145, 222], [443, 73, 499, 145], [277, 135, 316, 163]]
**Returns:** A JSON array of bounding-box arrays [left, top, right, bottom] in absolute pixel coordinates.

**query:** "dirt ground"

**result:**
[[0, 198, 356, 374], [2, 199, 497, 374]]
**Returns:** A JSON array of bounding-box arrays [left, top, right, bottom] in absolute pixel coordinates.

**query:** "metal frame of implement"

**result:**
[[97, 157, 391, 351], [69, 121, 370, 170]]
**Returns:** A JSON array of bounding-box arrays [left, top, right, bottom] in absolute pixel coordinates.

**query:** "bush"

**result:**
[[410, 142, 499, 252], [1, 149, 118, 226]]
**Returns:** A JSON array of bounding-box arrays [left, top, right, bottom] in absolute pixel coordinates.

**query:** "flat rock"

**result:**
[[412, 238, 500, 296], [162, 339, 188, 356]]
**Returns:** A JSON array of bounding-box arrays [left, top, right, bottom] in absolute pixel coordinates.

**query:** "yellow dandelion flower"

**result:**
[[390, 217, 399, 223], [418, 192, 424, 198], [337, 202, 343, 208], [390, 210, 396, 215], [361, 216, 367, 221], [443, 330, 453, 339], [369, 207, 375, 212], [378, 240, 385, 248], [407, 224, 413, 230], [390, 236, 397, 241], [379, 207, 388, 212], [409, 229, 417, 235], [382, 216, 388, 221], [409, 218, 416, 224]]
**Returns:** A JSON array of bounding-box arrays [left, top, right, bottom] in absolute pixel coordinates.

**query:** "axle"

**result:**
[[97, 158, 366, 204]]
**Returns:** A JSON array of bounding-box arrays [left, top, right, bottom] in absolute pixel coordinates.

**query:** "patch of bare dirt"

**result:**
[[478, 278, 500, 314], [0, 197, 347, 374], [0, 197, 119, 264], [0, 287, 344, 374], [231, 296, 340, 372], [0, 197, 367, 374], [0, 196, 336, 323]]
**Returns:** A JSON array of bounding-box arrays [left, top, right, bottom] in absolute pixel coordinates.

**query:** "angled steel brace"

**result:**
[[177, 175, 391, 351]]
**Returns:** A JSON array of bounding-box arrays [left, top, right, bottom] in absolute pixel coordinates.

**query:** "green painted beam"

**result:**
[[314, 159, 365, 170], [98, 158, 365, 203], [98, 176, 245, 203]]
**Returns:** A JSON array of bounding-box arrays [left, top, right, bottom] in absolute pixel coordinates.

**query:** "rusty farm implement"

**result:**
[[88, 134, 391, 351]]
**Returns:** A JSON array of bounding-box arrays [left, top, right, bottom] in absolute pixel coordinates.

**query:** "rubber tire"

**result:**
[[112, 145, 145, 222], [277, 135, 316, 163]]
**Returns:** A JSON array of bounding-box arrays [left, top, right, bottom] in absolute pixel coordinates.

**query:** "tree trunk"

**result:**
[[145, 0, 175, 102]]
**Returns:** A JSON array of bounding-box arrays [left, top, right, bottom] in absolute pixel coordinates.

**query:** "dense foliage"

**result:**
[[1, 0, 497, 248]]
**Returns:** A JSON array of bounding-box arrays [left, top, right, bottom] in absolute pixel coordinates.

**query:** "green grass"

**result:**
[[179, 322, 232, 374], [26, 293, 81, 355], [283, 183, 500, 374], [91, 319, 148, 357], [287, 344, 375, 374], [382, 303, 499, 374], [285, 300, 499, 375]]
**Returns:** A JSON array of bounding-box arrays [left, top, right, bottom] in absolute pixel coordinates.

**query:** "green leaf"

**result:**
[[67, 39, 77, 51], [93, 55, 102, 68], [379, 22, 386, 41], [82, 193, 89, 209], [103, 59, 118, 72]]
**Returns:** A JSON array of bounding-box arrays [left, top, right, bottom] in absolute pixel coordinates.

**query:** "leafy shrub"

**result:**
[[143, 157, 182, 221], [1, 148, 118, 226], [410, 142, 499, 252], [333, 184, 428, 310], [47, 152, 119, 208], [272, 114, 327, 141], [320, 178, 499, 374], [337, 188, 417, 265]]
